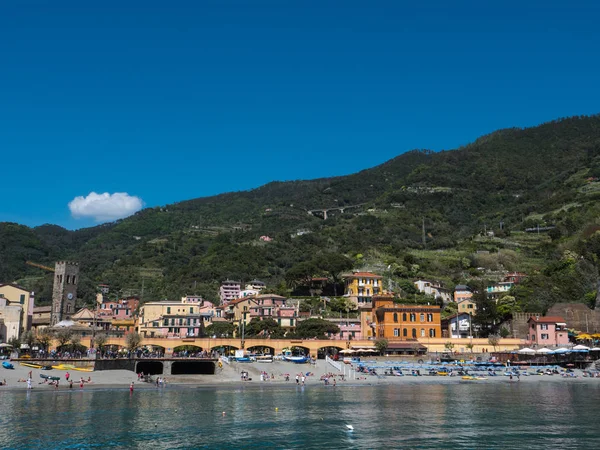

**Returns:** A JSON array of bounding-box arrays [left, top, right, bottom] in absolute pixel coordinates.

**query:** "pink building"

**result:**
[[527, 316, 569, 346], [324, 318, 363, 341]]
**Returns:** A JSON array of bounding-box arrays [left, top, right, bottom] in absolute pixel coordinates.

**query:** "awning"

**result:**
[[387, 342, 427, 350]]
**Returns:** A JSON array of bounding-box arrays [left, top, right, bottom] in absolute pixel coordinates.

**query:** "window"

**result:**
[[393, 313, 398, 323], [412, 328, 417, 338], [290, 319, 294, 326], [403, 328, 407, 337], [427, 314, 433, 322], [541, 324, 548, 330], [66, 275, 70, 284], [72, 276, 77, 284], [468, 304, 473, 309], [420, 313, 425, 322], [402, 313, 407, 321], [429, 329, 436, 338], [163, 319, 168, 326], [167, 307, 171, 314], [190, 307, 193, 313], [410, 313, 416, 322], [394, 328, 399, 337], [541, 334, 549, 340], [420, 328, 425, 337], [20, 294, 25, 304]]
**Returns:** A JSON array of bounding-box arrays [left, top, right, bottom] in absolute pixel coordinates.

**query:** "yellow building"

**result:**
[[137, 299, 216, 338], [0, 283, 35, 335], [457, 298, 477, 315], [360, 308, 375, 339], [372, 295, 441, 340], [343, 272, 383, 306]]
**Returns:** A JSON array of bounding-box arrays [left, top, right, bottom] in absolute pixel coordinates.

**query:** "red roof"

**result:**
[[345, 272, 383, 278], [528, 316, 566, 324]]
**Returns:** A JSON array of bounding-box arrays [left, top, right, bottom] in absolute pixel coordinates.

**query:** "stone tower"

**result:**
[[51, 261, 79, 325]]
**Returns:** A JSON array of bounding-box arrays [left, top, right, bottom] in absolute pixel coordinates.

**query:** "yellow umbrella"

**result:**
[[577, 333, 592, 340], [591, 333, 600, 339]]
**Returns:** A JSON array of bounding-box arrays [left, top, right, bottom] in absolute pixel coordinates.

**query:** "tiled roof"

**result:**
[[345, 272, 382, 278], [528, 316, 566, 324]]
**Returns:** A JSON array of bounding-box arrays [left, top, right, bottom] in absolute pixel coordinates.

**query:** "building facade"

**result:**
[[454, 285, 472, 303], [219, 280, 241, 304], [344, 272, 383, 306], [527, 316, 569, 346], [0, 297, 23, 342], [414, 280, 452, 303], [137, 298, 215, 338], [0, 283, 35, 334], [372, 295, 441, 340], [457, 299, 477, 315]]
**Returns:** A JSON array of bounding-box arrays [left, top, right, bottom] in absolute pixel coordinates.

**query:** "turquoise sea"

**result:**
[[1, 382, 599, 449]]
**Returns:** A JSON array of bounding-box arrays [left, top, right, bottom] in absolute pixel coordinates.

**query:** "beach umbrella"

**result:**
[[572, 344, 590, 351], [0, 343, 12, 348], [536, 348, 553, 354], [576, 334, 592, 340], [339, 349, 355, 354], [590, 347, 600, 351], [552, 348, 570, 354], [518, 348, 536, 355]]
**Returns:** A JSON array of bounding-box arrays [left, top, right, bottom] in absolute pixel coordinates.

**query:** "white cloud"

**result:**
[[68, 192, 144, 222]]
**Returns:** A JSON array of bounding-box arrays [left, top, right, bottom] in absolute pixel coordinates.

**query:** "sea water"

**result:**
[[1, 382, 599, 449]]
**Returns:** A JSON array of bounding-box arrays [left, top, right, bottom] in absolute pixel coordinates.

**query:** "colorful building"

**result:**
[[372, 295, 441, 340], [526, 316, 569, 346], [442, 312, 473, 339], [137, 298, 216, 338], [219, 280, 241, 304], [344, 271, 383, 306], [0, 283, 35, 335], [414, 280, 452, 303], [457, 299, 477, 315], [454, 285, 472, 303]]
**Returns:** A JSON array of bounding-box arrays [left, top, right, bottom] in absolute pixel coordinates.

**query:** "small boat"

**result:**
[[41, 365, 53, 370], [235, 357, 253, 363], [282, 355, 310, 364], [20, 362, 43, 369], [2, 361, 14, 369], [40, 374, 61, 381], [255, 355, 273, 363], [74, 367, 94, 372], [52, 364, 76, 370]]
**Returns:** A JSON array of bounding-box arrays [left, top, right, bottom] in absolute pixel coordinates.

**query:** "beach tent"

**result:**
[[590, 347, 600, 352], [536, 348, 553, 354], [572, 344, 590, 351], [518, 348, 536, 355]]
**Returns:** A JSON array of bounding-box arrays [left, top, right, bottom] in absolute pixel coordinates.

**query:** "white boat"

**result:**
[[256, 355, 273, 363]]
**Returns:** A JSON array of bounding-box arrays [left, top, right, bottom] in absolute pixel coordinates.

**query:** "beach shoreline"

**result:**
[[1, 358, 599, 392]]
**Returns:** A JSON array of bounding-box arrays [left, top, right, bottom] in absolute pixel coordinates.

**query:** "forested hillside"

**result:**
[[3, 114, 600, 315]]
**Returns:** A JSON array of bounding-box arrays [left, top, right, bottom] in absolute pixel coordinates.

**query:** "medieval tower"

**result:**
[[51, 261, 79, 325]]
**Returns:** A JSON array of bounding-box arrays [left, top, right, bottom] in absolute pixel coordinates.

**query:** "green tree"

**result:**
[[244, 318, 285, 338], [7, 336, 20, 352], [21, 330, 36, 348], [315, 253, 353, 295], [36, 328, 53, 352], [499, 326, 511, 338], [285, 261, 318, 293], [206, 322, 236, 338], [444, 342, 455, 352], [125, 332, 143, 353], [488, 334, 501, 351], [497, 295, 520, 320], [375, 338, 388, 354], [94, 333, 107, 350], [55, 328, 74, 350], [292, 318, 340, 339], [466, 342, 474, 354]]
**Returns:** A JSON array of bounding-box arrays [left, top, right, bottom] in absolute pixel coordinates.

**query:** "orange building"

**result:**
[[372, 295, 441, 340]]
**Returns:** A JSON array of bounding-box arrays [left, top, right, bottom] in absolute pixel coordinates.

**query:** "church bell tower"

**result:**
[[51, 261, 79, 325]]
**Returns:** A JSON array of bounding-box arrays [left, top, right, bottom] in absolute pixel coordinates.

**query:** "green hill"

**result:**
[[3, 114, 600, 314]]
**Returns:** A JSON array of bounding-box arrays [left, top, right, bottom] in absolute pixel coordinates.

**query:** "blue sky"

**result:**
[[2, 1, 600, 229]]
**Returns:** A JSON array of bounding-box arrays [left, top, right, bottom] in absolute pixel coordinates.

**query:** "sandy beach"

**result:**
[[1, 358, 599, 391]]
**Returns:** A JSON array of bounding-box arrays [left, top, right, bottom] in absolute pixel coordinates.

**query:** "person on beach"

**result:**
[[295, 375, 299, 385], [69, 380, 73, 389], [27, 377, 32, 390], [301, 375, 305, 386], [130, 382, 134, 393], [66, 372, 70, 381], [55, 380, 59, 390], [80, 379, 84, 389]]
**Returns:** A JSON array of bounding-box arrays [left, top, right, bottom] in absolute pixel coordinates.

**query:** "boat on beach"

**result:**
[[20, 362, 43, 369], [2, 361, 14, 369], [40, 373, 60, 381], [282, 349, 310, 364]]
